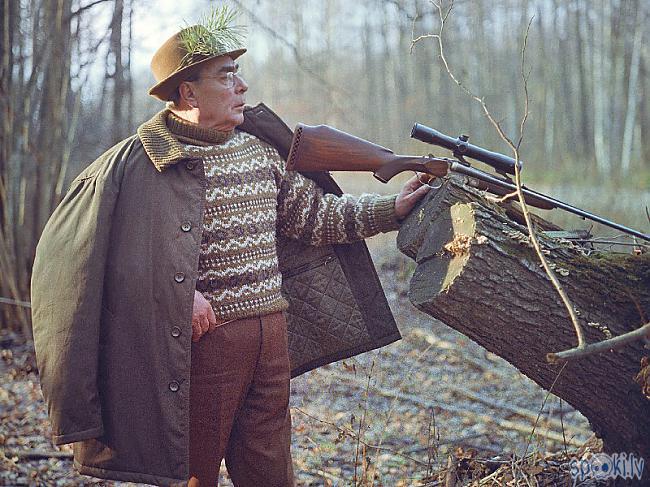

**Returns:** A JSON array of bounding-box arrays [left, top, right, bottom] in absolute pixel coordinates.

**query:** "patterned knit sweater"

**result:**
[[166, 111, 400, 321]]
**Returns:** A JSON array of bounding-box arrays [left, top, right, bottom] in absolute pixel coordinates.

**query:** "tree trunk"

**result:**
[[109, 0, 125, 143], [620, 1, 643, 174], [592, 0, 611, 174], [396, 176, 650, 463], [575, 0, 593, 158]]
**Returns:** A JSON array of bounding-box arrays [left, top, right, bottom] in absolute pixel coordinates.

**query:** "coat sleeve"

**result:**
[[269, 145, 401, 245], [31, 141, 128, 446]]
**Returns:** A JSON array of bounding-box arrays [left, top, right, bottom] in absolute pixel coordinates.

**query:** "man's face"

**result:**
[[186, 55, 248, 131]]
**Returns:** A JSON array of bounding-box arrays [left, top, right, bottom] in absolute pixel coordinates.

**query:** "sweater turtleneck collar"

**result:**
[[166, 111, 235, 146]]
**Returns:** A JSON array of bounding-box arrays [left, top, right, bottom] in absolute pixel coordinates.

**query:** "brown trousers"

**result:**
[[188, 312, 294, 487]]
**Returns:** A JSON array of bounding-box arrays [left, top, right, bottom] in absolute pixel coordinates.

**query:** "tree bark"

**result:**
[[397, 176, 650, 462]]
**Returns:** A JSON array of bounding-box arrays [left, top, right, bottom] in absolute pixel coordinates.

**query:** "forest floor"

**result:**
[[0, 236, 596, 486]]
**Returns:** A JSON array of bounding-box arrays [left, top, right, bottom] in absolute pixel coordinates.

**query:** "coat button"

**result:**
[[174, 272, 185, 283], [169, 381, 180, 392], [171, 326, 181, 337], [185, 161, 196, 170], [181, 221, 192, 232]]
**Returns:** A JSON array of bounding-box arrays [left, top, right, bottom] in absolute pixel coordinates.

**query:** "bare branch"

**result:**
[[64, 0, 112, 23], [548, 322, 650, 363], [0, 297, 32, 308], [1, 449, 73, 460], [486, 190, 519, 205], [517, 16, 535, 151]]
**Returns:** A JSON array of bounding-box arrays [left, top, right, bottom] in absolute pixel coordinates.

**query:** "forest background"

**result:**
[[1, 0, 649, 336]]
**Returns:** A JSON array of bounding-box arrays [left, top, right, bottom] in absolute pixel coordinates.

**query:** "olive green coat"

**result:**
[[31, 104, 400, 485]]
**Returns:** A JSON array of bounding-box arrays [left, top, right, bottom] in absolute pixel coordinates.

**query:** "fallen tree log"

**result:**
[[396, 176, 650, 462]]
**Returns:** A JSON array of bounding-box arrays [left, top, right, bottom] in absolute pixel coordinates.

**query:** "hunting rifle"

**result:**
[[286, 123, 650, 242]]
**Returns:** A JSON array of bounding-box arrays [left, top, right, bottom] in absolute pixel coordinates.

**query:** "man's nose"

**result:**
[[235, 76, 248, 93]]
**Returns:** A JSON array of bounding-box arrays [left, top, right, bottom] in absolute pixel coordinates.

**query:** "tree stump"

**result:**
[[396, 176, 650, 461]]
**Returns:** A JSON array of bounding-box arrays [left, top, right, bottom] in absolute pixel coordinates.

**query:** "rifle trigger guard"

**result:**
[[428, 179, 444, 190]]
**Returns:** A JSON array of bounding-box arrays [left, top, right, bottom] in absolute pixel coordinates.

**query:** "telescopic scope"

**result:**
[[411, 123, 523, 175]]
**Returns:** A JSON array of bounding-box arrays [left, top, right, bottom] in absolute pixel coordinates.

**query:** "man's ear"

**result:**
[[178, 81, 199, 108]]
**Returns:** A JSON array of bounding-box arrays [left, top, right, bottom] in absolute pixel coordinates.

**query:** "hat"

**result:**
[[149, 7, 247, 102]]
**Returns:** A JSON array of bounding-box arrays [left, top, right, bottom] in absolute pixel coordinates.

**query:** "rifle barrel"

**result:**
[[450, 162, 650, 242]]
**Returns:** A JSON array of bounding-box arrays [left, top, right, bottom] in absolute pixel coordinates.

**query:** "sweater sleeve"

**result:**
[[270, 147, 401, 245]]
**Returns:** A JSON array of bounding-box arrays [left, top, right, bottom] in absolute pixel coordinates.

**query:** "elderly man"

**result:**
[[31, 9, 429, 487]]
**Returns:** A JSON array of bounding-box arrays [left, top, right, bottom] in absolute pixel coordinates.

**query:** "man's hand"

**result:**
[[191, 290, 218, 342], [394, 174, 431, 220]]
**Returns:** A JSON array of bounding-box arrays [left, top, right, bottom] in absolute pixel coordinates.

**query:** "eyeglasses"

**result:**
[[195, 66, 244, 89]]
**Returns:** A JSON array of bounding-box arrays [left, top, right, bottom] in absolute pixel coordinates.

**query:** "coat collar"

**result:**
[[137, 103, 296, 172], [137, 109, 191, 172]]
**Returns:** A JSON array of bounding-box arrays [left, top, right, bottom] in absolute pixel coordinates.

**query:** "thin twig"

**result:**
[[0, 297, 32, 308], [571, 239, 648, 247], [444, 454, 457, 487], [304, 468, 343, 482], [426, 407, 438, 477], [558, 397, 568, 457], [404, 433, 486, 453], [355, 359, 376, 486], [1, 449, 73, 460], [64, 0, 112, 23], [522, 362, 568, 458], [547, 322, 650, 363], [488, 190, 519, 204]]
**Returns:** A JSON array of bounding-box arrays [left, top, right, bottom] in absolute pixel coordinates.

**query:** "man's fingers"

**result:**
[[207, 304, 217, 327], [191, 321, 201, 342], [205, 304, 217, 332], [405, 183, 431, 201], [417, 173, 435, 185], [192, 315, 209, 342], [200, 315, 209, 333], [405, 174, 424, 191], [208, 318, 219, 333]]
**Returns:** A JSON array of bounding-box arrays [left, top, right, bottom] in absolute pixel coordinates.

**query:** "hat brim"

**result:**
[[148, 48, 247, 102]]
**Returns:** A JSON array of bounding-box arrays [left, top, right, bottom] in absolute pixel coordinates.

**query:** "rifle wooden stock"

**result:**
[[287, 124, 447, 182]]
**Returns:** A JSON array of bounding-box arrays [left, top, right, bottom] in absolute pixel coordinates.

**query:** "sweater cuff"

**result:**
[[371, 194, 401, 233]]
